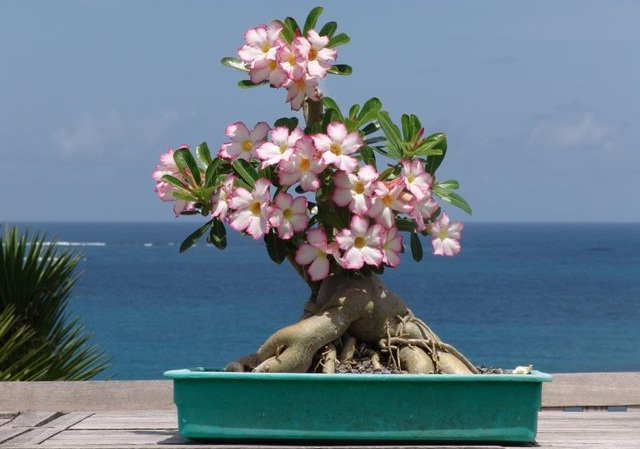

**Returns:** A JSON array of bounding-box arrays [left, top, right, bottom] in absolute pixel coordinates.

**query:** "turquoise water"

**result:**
[[9, 222, 640, 378]]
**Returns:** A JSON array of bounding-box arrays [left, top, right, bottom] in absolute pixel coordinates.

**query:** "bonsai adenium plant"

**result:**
[[152, 7, 478, 374]]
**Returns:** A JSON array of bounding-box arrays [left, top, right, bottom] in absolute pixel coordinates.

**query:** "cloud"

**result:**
[[50, 109, 183, 157], [528, 109, 619, 151]]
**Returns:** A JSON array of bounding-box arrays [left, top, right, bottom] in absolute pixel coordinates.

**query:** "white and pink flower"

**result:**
[[238, 22, 284, 67], [210, 174, 236, 221], [293, 31, 337, 78], [276, 44, 305, 77], [332, 165, 378, 215], [284, 66, 320, 111], [336, 215, 384, 269], [219, 121, 270, 161], [268, 193, 309, 240], [401, 159, 433, 200], [229, 178, 272, 239], [313, 122, 363, 172], [368, 179, 414, 228], [295, 228, 340, 281], [250, 57, 288, 87], [428, 212, 463, 257], [382, 227, 403, 267], [256, 126, 304, 168], [411, 196, 439, 232], [152, 147, 194, 217], [278, 135, 326, 191]]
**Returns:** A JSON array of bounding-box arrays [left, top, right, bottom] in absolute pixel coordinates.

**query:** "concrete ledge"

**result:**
[[1, 372, 639, 412]]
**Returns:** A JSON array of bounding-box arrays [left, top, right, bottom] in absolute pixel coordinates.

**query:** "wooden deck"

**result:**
[[1, 372, 639, 448]]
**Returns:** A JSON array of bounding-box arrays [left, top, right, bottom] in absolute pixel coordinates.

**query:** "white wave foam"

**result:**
[[41, 241, 107, 247], [144, 243, 153, 247]]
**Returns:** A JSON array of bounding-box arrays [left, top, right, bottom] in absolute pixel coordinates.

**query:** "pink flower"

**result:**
[[429, 212, 463, 257], [382, 227, 403, 267], [210, 174, 236, 221], [292, 31, 337, 78], [401, 159, 433, 200], [276, 44, 305, 77], [313, 122, 363, 172], [152, 147, 194, 217], [284, 66, 320, 111], [229, 178, 272, 239], [336, 216, 384, 269], [238, 22, 284, 67], [256, 126, 304, 168], [411, 196, 439, 232], [278, 135, 326, 191], [268, 193, 309, 240], [250, 56, 288, 87], [332, 165, 378, 215], [219, 121, 270, 161], [368, 179, 414, 228], [295, 228, 340, 281]]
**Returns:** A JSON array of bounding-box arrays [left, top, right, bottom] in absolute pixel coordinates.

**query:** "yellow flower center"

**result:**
[[407, 174, 415, 183], [308, 48, 318, 61], [330, 142, 342, 155], [279, 143, 289, 154], [295, 79, 306, 89], [299, 157, 311, 171], [354, 236, 366, 249], [249, 201, 261, 216], [288, 52, 297, 65], [268, 59, 278, 70], [382, 194, 393, 207], [437, 228, 448, 240], [242, 140, 253, 152], [353, 181, 365, 194], [261, 42, 271, 53], [283, 208, 293, 220]]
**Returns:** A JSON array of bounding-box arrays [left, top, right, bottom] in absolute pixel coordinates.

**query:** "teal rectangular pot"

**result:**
[[164, 368, 551, 443]]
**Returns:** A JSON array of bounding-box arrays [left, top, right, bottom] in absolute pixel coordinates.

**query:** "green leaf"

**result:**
[[360, 146, 376, 166], [328, 64, 352, 75], [424, 132, 448, 174], [303, 6, 323, 34], [401, 114, 418, 142], [437, 179, 460, 190], [328, 33, 350, 48], [376, 111, 405, 159], [433, 185, 472, 215], [220, 57, 249, 72], [274, 117, 299, 131], [364, 136, 386, 145], [319, 21, 337, 38], [322, 97, 344, 121], [161, 174, 187, 190], [171, 191, 198, 202], [204, 158, 221, 187], [410, 114, 422, 135], [208, 218, 227, 250], [410, 232, 423, 262], [370, 145, 388, 156], [232, 159, 258, 188], [285, 17, 301, 35], [180, 220, 213, 253], [395, 217, 416, 232], [264, 230, 286, 264], [275, 19, 294, 43], [238, 79, 267, 88], [379, 167, 394, 180], [173, 147, 201, 186], [348, 104, 360, 120], [356, 97, 382, 126], [360, 122, 380, 135], [414, 132, 447, 157], [196, 142, 212, 167]]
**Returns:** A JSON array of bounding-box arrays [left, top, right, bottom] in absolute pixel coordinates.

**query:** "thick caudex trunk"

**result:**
[[225, 273, 478, 374]]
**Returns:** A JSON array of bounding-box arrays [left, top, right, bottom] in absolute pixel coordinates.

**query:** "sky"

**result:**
[[1, 0, 639, 222]]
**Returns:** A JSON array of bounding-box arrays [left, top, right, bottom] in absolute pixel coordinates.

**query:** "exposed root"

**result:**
[[226, 272, 479, 375]]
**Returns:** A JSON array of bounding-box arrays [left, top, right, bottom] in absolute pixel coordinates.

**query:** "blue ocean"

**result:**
[[8, 222, 640, 379]]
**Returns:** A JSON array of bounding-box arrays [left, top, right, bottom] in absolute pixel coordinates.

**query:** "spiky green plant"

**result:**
[[0, 227, 108, 380]]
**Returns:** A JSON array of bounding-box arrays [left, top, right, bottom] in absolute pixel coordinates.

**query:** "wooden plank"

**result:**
[[70, 411, 176, 430], [6, 412, 60, 428], [2, 413, 92, 446], [542, 372, 640, 407]]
